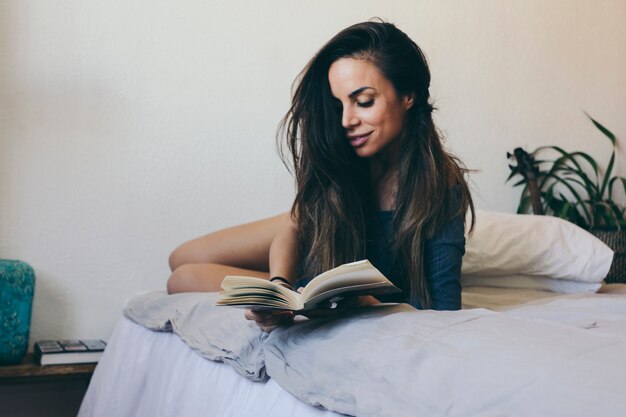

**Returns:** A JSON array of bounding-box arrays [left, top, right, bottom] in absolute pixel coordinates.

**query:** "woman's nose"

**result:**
[[341, 107, 359, 129]]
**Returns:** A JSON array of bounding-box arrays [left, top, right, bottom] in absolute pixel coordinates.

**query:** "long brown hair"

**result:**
[[278, 21, 474, 308]]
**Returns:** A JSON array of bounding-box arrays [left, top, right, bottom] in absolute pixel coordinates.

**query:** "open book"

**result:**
[[215, 259, 401, 312]]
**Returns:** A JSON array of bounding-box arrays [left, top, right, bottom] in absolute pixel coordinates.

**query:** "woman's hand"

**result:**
[[300, 295, 380, 318], [244, 309, 295, 333], [244, 291, 380, 331], [244, 279, 298, 333]]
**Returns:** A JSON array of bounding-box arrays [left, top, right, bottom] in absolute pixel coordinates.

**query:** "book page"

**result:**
[[301, 260, 395, 301], [218, 275, 302, 310]]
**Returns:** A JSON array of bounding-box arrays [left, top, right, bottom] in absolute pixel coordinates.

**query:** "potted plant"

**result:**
[[507, 113, 626, 283]]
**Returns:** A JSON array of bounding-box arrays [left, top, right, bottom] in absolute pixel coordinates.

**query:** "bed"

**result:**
[[77, 212, 626, 417]]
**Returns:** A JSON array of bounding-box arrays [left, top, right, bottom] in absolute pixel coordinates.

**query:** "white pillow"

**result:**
[[461, 275, 602, 294], [462, 210, 613, 284]]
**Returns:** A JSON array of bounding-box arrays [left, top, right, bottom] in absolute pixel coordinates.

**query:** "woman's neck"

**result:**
[[370, 161, 398, 211], [369, 138, 402, 211]]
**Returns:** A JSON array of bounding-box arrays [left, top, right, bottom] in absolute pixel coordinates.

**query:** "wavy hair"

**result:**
[[278, 20, 474, 308]]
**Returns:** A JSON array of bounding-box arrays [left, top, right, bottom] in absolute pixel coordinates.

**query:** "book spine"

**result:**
[[33, 343, 43, 364]]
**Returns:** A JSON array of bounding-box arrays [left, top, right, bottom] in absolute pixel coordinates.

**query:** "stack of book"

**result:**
[[34, 339, 107, 366]]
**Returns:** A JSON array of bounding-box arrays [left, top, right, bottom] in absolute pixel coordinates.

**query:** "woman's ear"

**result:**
[[403, 93, 415, 110]]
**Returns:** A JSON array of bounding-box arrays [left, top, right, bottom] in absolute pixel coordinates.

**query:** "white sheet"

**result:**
[[79, 317, 340, 417]]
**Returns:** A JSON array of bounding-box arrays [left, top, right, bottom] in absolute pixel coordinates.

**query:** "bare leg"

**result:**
[[167, 263, 269, 293], [167, 213, 289, 293]]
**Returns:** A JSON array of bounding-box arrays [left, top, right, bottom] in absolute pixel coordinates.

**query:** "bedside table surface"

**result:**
[[0, 354, 97, 384]]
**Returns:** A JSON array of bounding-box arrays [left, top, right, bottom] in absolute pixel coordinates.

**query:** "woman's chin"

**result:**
[[353, 144, 373, 158]]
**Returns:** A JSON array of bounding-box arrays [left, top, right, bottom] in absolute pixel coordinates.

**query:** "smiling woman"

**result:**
[[328, 58, 413, 161], [167, 20, 474, 332]]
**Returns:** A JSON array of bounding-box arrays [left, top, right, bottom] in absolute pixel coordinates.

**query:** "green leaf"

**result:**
[[599, 150, 616, 199], [542, 164, 598, 202], [518, 194, 530, 214], [585, 112, 616, 146], [512, 178, 527, 187], [544, 173, 592, 223], [543, 193, 588, 228], [567, 151, 599, 179], [553, 175, 588, 194], [557, 194, 589, 228], [506, 170, 518, 182], [556, 200, 572, 218], [539, 147, 599, 194], [606, 200, 626, 229], [608, 177, 626, 201], [593, 201, 621, 229]]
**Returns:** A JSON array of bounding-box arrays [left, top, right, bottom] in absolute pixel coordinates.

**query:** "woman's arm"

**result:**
[[268, 213, 300, 284], [425, 211, 465, 310], [244, 214, 301, 332]]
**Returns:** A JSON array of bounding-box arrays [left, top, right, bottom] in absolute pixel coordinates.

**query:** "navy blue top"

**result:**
[[296, 206, 466, 310], [295, 189, 466, 310], [366, 209, 465, 310]]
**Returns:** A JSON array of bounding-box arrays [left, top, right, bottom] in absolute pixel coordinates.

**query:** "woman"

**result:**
[[167, 20, 474, 331]]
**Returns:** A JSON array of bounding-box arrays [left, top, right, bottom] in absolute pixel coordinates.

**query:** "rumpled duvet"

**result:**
[[124, 290, 626, 417]]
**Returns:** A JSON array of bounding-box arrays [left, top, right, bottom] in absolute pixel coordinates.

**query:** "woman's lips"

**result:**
[[349, 132, 372, 147]]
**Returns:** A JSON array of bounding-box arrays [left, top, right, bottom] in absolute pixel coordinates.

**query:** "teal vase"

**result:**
[[0, 259, 35, 365]]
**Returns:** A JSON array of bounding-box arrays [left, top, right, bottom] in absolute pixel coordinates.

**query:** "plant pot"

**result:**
[[0, 259, 36, 365], [590, 230, 626, 284]]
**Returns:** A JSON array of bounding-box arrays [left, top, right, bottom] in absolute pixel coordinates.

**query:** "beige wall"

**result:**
[[1, 0, 625, 344]]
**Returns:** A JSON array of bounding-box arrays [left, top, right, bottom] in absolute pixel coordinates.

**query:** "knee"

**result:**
[[167, 263, 224, 294], [168, 240, 223, 272], [168, 244, 189, 272], [167, 264, 193, 294]]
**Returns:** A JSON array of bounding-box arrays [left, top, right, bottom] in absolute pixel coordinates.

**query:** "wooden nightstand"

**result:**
[[0, 354, 97, 417]]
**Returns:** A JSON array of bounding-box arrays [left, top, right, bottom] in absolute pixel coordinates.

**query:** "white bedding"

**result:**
[[79, 285, 626, 417], [79, 317, 339, 417]]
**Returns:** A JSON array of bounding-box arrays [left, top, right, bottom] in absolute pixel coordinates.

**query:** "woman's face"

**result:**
[[328, 57, 414, 159]]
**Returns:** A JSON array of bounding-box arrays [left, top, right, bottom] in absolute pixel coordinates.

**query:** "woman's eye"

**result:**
[[357, 100, 374, 108]]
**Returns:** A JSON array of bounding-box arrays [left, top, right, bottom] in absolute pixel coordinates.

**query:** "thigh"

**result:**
[[167, 263, 270, 293], [169, 212, 290, 272]]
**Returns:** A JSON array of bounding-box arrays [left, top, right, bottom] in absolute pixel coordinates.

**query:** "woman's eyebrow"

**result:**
[[348, 86, 375, 98]]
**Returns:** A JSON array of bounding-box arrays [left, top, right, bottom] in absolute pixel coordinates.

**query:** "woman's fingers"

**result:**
[[300, 296, 363, 318], [243, 309, 261, 321], [244, 308, 294, 333]]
